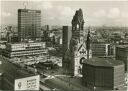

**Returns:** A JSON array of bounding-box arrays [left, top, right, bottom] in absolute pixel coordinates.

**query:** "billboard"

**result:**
[[14, 75, 40, 90]]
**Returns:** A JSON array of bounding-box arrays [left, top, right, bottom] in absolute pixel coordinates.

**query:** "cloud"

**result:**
[[56, 6, 74, 25], [60, 6, 74, 17], [93, 8, 121, 19], [108, 8, 120, 18], [49, 17, 54, 20], [121, 12, 128, 18], [41, 5, 74, 25], [40, 1, 53, 10], [93, 9, 106, 18], [1, 12, 11, 17], [92, 8, 126, 26]]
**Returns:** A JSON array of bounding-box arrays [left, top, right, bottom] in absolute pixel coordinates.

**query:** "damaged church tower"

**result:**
[[63, 8, 92, 77]]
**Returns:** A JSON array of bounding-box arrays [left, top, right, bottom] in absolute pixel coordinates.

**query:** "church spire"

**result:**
[[86, 30, 91, 60], [86, 30, 91, 50]]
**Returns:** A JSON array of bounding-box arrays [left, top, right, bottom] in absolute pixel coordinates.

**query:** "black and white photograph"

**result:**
[[0, 0, 128, 90]]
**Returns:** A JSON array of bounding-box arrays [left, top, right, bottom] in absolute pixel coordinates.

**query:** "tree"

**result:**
[[52, 36, 56, 47]]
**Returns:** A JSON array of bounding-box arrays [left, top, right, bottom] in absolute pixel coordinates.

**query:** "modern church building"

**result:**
[[82, 57, 125, 90]]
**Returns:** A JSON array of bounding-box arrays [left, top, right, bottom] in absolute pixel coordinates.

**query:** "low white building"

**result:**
[[2, 42, 47, 58]]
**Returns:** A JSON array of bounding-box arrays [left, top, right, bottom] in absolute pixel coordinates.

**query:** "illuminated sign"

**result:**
[[14, 75, 40, 90]]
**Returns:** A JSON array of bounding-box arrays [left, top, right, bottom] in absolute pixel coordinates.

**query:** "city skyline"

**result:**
[[0, 1, 128, 90], [1, 1, 128, 26]]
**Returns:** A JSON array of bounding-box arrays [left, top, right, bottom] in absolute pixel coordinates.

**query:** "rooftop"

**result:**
[[18, 9, 41, 12], [92, 42, 110, 44], [84, 57, 124, 67], [117, 45, 128, 49]]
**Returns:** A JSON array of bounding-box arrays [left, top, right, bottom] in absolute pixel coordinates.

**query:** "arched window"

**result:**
[[80, 57, 85, 64]]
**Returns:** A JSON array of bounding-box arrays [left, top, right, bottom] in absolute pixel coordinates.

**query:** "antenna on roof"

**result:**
[[23, 2, 28, 9]]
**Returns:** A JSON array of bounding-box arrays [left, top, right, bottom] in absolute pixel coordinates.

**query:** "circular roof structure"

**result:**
[[83, 57, 124, 67]]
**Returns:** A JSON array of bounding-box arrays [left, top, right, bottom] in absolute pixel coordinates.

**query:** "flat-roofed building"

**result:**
[[116, 45, 128, 72], [2, 42, 46, 58], [82, 57, 125, 90], [91, 42, 110, 57], [0, 55, 36, 90], [18, 9, 41, 41]]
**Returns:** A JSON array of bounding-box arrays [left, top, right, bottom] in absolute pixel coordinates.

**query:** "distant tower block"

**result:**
[[62, 26, 72, 70], [63, 9, 92, 77], [62, 26, 72, 53], [18, 9, 41, 41]]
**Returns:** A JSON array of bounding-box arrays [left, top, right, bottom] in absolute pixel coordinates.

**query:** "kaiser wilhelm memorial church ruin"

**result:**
[[63, 8, 92, 76]]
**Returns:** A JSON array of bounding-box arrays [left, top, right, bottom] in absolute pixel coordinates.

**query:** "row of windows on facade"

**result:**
[[19, 14, 41, 16], [19, 15, 41, 17], [92, 49, 107, 51], [19, 30, 40, 32], [92, 46, 108, 48], [18, 20, 41, 22], [9, 44, 44, 48], [19, 25, 41, 26], [19, 20, 41, 25], [20, 30, 40, 32], [19, 24, 41, 26], [18, 15, 41, 19], [19, 22, 41, 24], [9, 52, 43, 57], [9, 47, 43, 50], [20, 26, 40, 28], [7, 43, 44, 48], [4, 49, 46, 54], [19, 12, 41, 14], [18, 19, 41, 21], [10, 50, 45, 54], [18, 17, 41, 20], [5, 51, 45, 56]]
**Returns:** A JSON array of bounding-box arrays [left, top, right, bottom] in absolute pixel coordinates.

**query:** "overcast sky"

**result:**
[[0, 1, 128, 26]]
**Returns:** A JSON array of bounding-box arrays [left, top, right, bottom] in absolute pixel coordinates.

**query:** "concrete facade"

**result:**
[[91, 43, 110, 57], [1, 42, 46, 58], [18, 9, 41, 41]]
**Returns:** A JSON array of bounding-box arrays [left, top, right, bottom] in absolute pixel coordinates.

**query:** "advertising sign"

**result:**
[[14, 75, 40, 90]]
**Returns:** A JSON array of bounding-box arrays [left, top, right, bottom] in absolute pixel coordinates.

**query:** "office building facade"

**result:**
[[91, 43, 110, 57], [18, 9, 41, 41], [2, 42, 46, 58]]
